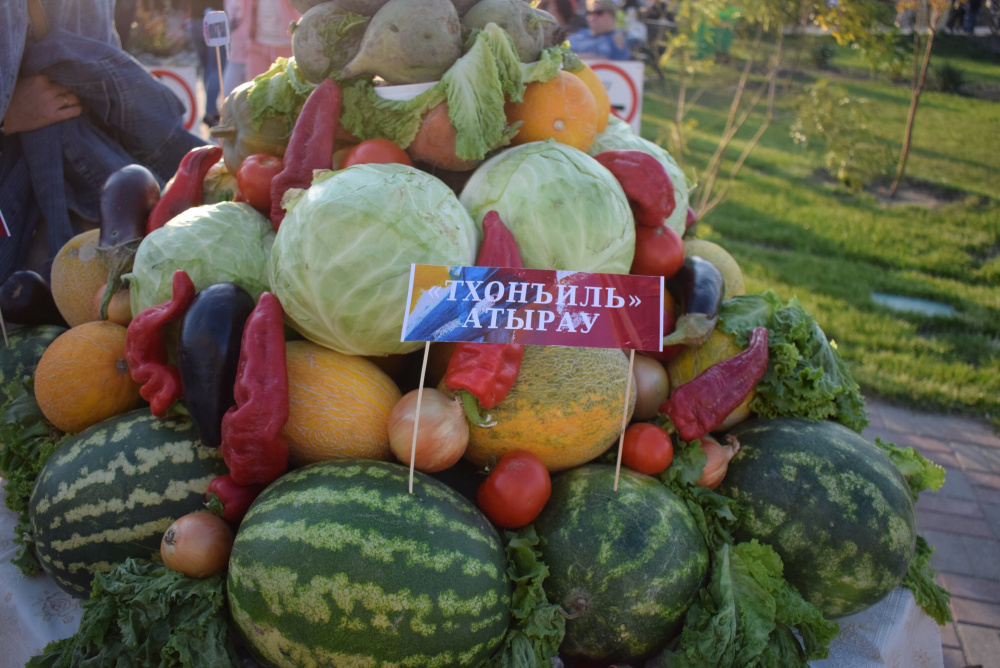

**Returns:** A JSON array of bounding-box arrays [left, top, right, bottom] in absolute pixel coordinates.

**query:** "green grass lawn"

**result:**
[[639, 32, 1000, 423]]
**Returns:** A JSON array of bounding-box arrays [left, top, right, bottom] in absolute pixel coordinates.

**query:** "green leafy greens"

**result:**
[[28, 558, 239, 668], [718, 291, 869, 433], [0, 377, 64, 575], [873, 437, 951, 624], [487, 526, 566, 668]]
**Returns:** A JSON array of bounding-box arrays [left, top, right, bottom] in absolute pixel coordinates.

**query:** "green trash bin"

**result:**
[[694, 6, 739, 60]]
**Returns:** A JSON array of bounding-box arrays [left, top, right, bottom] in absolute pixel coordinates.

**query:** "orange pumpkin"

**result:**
[[281, 340, 403, 466], [33, 321, 143, 433]]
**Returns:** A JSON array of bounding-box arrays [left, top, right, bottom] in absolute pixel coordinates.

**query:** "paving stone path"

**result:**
[[863, 398, 1000, 668]]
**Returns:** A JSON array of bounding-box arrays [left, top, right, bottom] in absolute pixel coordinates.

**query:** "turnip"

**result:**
[[341, 0, 463, 84], [291, 1, 370, 83], [461, 0, 555, 63]]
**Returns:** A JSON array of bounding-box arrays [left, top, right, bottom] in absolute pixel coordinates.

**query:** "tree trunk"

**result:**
[[888, 27, 935, 198]]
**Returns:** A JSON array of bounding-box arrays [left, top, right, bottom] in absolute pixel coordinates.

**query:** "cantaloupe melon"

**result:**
[[452, 345, 634, 472]]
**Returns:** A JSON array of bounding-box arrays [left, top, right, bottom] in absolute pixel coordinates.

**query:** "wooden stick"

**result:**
[[215, 45, 226, 100], [408, 341, 432, 494], [613, 349, 636, 491], [1, 309, 7, 347]]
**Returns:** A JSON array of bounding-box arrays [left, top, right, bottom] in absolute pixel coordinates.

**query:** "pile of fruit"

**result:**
[[0, 1, 951, 667]]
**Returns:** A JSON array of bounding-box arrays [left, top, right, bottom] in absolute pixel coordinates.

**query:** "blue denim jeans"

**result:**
[[1, 25, 206, 283]]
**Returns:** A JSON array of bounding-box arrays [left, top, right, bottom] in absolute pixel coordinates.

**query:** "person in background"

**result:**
[[224, 0, 299, 89], [963, 0, 983, 33], [0, 0, 205, 284], [538, 0, 586, 30], [568, 0, 632, 60], [190, 0, 227, 127]]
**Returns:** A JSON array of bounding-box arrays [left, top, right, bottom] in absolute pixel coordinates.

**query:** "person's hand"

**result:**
[[3, 75, 82, 135]]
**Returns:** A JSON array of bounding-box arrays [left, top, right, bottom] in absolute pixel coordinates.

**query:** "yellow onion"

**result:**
[[160, 512, 234, 579], [695, 434, 741, 490], [388, 388, 469, 472]]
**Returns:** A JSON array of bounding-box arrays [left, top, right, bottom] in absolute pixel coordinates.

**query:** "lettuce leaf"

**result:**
[[487, 526, 565, 668], [873, 437, 946, 502], [657, 541, 838, 668], [27, 559, 239, 668], [0, 378, 64, 575], [247, 57, 317, 133], [718, 291, 869, 433], [902, 536, 953, 626]]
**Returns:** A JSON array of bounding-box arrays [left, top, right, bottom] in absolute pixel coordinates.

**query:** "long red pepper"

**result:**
[[220, 292, 289, 486], [206, 474, 266, 525], [661, 326, 769, 442], [269, 78, 341, 230], [145, 145, 223, 234], [594, 149, 676, 228], [125, 270, 196, 417], [443, 211, 525, 423]]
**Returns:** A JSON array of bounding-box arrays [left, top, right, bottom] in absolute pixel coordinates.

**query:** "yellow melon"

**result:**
[[50, 229, 109, 328], [453, 345, 635, 472], [666, 329, 754, 431], [33, 321, 143, 433], [281, 340, 402, 466]]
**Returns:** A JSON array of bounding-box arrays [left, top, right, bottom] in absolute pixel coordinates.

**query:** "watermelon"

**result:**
[[718, 417, 916, 618], [0, 324, 66, 387], [29, 409, 228, 597], [532, 465, 709, 663], [228, 459, 512, 668]]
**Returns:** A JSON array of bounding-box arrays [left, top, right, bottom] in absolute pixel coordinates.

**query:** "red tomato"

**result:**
[[642, 289, 683, 362], [236, 153, 283, 213], [477, 450, 552, 529], [621, 423, 674, 475], [341, 138, 413, 168], [630, 223, 685, 280]]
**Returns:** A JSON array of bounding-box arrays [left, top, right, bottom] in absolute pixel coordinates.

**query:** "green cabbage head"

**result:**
[[588, 122, 690, 236], [128, 202, 275, 316], [459, 140, 634, 273], [268, 163, 479, 356]]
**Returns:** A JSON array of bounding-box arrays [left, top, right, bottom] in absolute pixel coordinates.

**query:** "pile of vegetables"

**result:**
[[0, 2, 954, 667]]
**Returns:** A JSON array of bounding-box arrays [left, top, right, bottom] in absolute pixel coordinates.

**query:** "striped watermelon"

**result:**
[[228, 459, 512, 668], [718, 417, 916, 618], [0, 324, 66, 386], [29, 409, 228, 597], [532, 465, 709, 663]]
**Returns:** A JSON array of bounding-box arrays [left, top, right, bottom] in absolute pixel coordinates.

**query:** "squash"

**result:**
[[33, 321, 143, 433]]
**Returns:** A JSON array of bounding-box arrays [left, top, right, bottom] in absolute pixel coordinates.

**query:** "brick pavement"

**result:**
[[863, 398, 1000, 668]]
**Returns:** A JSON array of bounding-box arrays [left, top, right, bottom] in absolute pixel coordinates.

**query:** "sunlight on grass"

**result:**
[[639, 34, 1000, 419]]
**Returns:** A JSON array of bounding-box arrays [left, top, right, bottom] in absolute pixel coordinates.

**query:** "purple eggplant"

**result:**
[[98, 164, 161, 248], [662, 255, 725, 348], [0, 270, 68, 327], [177, 283, 256, 448], [95, 165, 161, 319]]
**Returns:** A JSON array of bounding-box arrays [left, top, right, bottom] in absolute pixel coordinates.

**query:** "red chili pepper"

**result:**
[[125, 270, 197, 417], [145, 145, 223, 234], [660, 326, 769, 442], [443, 211, 525, 425], [593, 149, 676, 228], [220, 292, 289, 486], [206, 474, 266, 525], [269, 78, 341, 230]]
